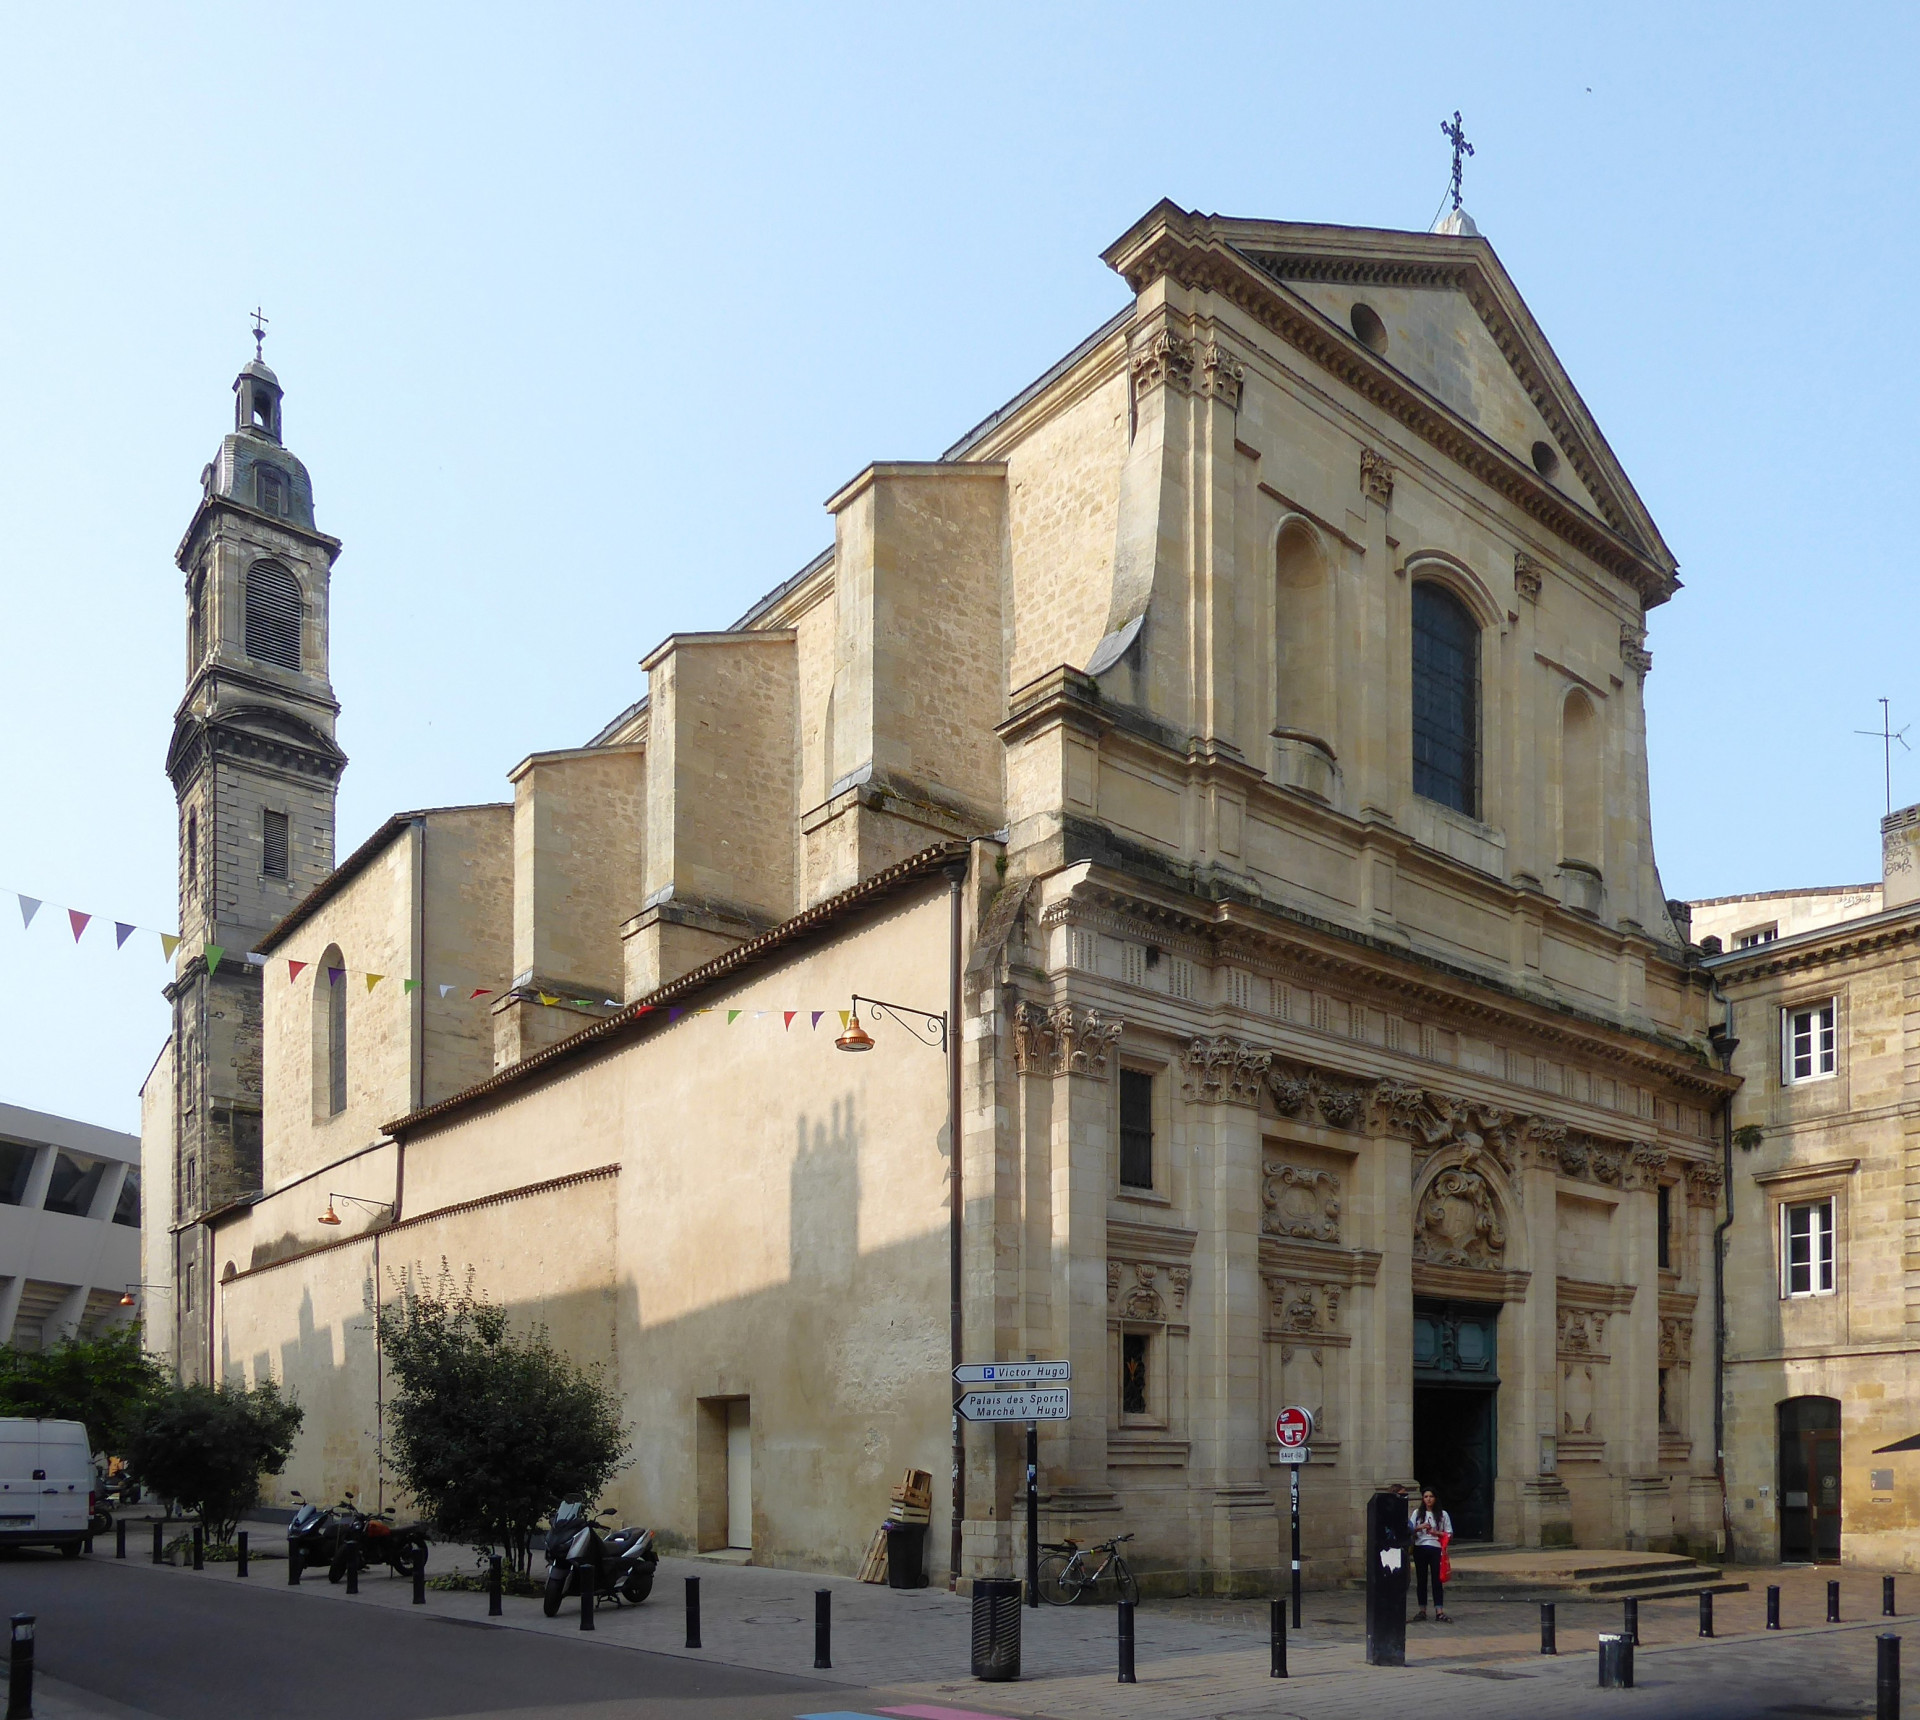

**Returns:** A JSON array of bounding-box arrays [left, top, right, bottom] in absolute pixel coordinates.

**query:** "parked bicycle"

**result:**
[[1037, 1532, 1138, 1605]]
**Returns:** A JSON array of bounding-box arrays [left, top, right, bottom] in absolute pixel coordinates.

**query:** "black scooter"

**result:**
[[541, 1501, 657, 1616]]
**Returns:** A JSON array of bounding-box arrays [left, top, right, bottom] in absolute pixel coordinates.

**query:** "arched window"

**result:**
[[256, 465, 286, 517], [1275, 523, 1333, 743], [1561, 689, 1601, 870], [188, 571, 206, 666], [1411, 582, 1479, 816], [244, 562, 302, 671], [315, 945, 347, 1118]]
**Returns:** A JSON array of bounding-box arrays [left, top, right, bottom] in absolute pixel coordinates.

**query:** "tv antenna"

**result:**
[[1855, 697, 1910, 817]]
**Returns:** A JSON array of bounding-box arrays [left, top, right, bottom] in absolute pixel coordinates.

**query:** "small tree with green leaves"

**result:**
[[0, 1323, 169, 1455], [125, 1380, 304, 1544], [379, 1271, 629, 1575]]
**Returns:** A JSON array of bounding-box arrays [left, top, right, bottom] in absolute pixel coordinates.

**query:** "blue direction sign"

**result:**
[[953, 1361, 1070, 1385], [955, 1388, 1071, 1423]]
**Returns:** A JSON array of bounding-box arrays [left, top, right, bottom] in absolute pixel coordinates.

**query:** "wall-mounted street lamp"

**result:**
[[319, 1193, 395, 1227], [317, 1193, 397, 1511], [835, 995, 947, 1055], [117, 1284, 173, 1308]]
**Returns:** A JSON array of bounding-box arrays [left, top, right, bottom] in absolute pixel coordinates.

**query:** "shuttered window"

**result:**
[[257, 466, 286, 516], [1412, 582, 1479, 816], [245, 562, 302, 671], [262, 809, 289, 879]]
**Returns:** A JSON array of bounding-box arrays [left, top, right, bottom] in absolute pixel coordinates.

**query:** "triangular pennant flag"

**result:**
[[784, 1011, 797, 1030], [17, 896, 41, 929], [439, 985, 454, 998], [403, 979, 420, 994], [668, 1007, 683, 1022], [727, 1010, 742, 1025], [754, 1010, 770, 1019], [160, 933, 181, 960], [469, 988, 492, 1000], [838, 1010, 851, 1030], [288, 961, 308, 982], [245, 952, 266, 967], [328, 967, 345, 986], [632, 1005, 654, 1016], [536, 992, 559, 1006], [205, 943, 225, 974], [573, 998, 593, 1009], [603, 998, 619, 1007], [114, 922, 135, 949], [67, 910, 90, 942], [364, 973, 384, 992], [811, 1011, 825, 1029]]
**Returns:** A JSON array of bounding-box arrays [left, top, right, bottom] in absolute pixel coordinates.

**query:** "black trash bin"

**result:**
[[971, 1576, 1022, 1681], [885, 1522, 928, 1590]]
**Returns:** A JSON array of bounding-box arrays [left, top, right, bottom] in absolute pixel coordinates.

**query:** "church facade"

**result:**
[[149, 201, 1734, 1588]]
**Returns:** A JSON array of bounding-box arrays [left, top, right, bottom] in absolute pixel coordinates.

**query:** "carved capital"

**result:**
[[1015, 1001, 1121, 1077], [1360, 447, 1394, 507], [1268, 1064, 1366, 1128], [1684, 1162, 1725, 1208], [1514, 551, 1543, 602], [1131, 328, 1194, 400], [1182, 1035, 1270, 1105], [1626, 1145, 1669, 1191], [1198, 340, 1245, 411]]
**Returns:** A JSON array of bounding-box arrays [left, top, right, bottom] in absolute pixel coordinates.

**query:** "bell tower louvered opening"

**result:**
[[245, 561, 302, 670]]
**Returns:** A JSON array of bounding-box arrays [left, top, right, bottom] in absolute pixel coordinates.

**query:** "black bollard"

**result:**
[[814, 1589, 830, 1670], [1117, 1599, 1136, 1684], [1699, 1589, 1714, 1637], [685, 1575, 700, 1648], [1541, 1601, 1557, 1655], [114, 1519, 125, 1561], [1270, 1596, 1287, 1678], [237, 1531, 249, 1578], [151, 1519, 163, 1565], [579, 1572, 594, 1631], [1879, 1631, 1900, 1720], [412, 1548, 426, 1605], [1769, 1584, 1782, 1629], [1889, 1576, 1900, 1619], [487, 1554, 502, 1617], [345, 1545, 359, 1595], [1624, 1595, 1639, 1647], [1832, 1580, 1843, 1623], [192, 1526, 203, 1572], [7, 1613, 34, 1720]]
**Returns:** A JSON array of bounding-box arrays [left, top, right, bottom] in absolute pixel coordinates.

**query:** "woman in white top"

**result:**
[[1409, 1488, 1452, 1621]]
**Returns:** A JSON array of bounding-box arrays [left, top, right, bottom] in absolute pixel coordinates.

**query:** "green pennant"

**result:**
[[204, 943, 225, 974]]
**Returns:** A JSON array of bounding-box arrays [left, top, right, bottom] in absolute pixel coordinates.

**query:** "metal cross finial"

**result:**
[[250, 306, 269, 360], [1854, 698, 1910, 817], [1441, 111, 1474, 211]]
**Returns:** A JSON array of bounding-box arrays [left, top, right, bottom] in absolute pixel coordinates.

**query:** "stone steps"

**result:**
[[1445, 1549, 1742, 1598]]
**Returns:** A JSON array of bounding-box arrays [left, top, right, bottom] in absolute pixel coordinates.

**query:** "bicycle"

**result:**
[[1036, 1532, 1138, 1605]]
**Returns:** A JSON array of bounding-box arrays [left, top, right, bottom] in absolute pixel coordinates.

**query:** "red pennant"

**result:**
[[67, 911, 90, 942], [288, 961, 308, 981], [784, 1011, 797, 1030], [469, 988, 493, 999]]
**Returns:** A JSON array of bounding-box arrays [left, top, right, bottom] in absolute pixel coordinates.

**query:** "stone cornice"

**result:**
[[1709, 911, 1920, 983]]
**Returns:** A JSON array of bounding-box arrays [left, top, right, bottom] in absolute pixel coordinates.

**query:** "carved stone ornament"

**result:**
[[1557, 1307, 1608, 1358], [1360, 448, 1394, 507], [1263, 1274, 1344, 1337], [1514, 551, 1543, 603], [1659, 1316, 1693, 1365], [1110, 1257, 1189, 1320], [1267, 1064, 1367, 1129], [1015, 1001, 1123, 1078], [1199, 340, 1245, 411], [1376, 1086, 1521, 1176], [1131, 328, 1195, 400], [1626, 1145, 1669, 1191], [1261, 1161, 1341, 1243], [1183, 1035, 1270, 1105], [1620, 622, 1653, 678], [1414, 1165, 1507, 1270], [1684, 1162, 1724, 1207]]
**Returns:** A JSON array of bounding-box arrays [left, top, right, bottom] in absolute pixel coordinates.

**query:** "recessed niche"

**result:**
[[1349, 302, 1388, 355], [1532, 440, 1560, 478]]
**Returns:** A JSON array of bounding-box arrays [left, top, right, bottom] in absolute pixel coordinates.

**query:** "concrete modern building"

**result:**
[[0, 1103, 141, 1349]]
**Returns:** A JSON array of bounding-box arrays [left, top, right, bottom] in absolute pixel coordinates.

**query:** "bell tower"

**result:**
[[161, 329, 345, 1379]]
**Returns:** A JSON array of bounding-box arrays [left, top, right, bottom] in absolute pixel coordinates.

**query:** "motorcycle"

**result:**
[[540, 1501, 657, 1616], [328, 1499, 430, 1582]]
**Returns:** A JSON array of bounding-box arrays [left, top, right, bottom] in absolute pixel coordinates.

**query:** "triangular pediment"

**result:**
[[1103, 205, 1677, 603]]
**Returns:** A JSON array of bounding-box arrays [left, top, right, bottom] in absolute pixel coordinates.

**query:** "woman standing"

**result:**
[[1410, 1487, 1452, 1622]]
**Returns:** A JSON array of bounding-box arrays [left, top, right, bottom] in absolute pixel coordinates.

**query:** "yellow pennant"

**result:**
[[365, 973, 384, 992]]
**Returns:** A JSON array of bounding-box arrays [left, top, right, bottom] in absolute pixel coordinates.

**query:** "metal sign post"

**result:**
[[1275, 1406, 1314, 1629], [1026, 1421, 1039, 1608], [955, 1362, 1071, 1606]]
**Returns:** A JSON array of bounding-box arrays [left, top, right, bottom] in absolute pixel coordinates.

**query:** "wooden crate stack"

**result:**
[[857, 1467, 934, 1583]]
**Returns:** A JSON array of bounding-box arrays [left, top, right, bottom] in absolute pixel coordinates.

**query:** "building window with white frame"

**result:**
[[1734, 923, 1778, 949], [1782, 1197, 1836, 1297], [1783, 1000, 1837, 1084]]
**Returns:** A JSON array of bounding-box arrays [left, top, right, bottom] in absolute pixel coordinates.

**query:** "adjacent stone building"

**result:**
[[152, 201, 1735, 1588]]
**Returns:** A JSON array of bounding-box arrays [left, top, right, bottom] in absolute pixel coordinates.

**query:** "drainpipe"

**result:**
[[1707, 975, 1738, 1557]]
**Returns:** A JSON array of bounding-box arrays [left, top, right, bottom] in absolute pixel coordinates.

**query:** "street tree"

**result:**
[[0, 1323, 168, 1454], [125, 1380, 304, 1543]]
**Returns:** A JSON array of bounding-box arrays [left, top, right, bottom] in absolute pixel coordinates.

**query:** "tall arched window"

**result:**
[[188, 571, 206, 667], [315, 945, 347, 1118], [1411, 582, 1480, 816], [1561, 689, 1601, 870], [1275, 523, 1333, 743], [245, 561, 302, 671]]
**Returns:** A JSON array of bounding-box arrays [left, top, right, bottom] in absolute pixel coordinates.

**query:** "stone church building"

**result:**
[[143, 200, 1734, 1588]]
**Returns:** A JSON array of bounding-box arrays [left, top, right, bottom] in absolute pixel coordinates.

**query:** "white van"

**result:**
[[0, 1420, 92, 1556]]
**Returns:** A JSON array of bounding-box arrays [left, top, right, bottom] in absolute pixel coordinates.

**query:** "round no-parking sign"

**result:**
[[1275, 1405, 1314, 1449]]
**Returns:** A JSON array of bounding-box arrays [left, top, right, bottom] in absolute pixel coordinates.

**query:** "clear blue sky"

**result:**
[[3, 3, 1915, 1129]]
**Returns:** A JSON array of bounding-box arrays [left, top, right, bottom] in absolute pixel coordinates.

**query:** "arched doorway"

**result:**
[[1778, 1396, 1841, 1562]]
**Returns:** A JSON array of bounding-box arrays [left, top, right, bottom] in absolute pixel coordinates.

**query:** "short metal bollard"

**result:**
[[685, 1574, 700, 1647], [1879, 1631, 1900, 1720], [151, 1519, 163, 1565], [114, 1519, 125, 1560], [412, 1547, 426, 1604], [1270, 1596, 1287, 1677], [813, 1589, 830, 1669], [1541, 1601, 1557, 1655], [191, 1526, 203, 1572], [1768, 1584, 1782, 1629], [345, 1545, 359, 1595], [1117, 1599, 1136, 1684], [487, 1554, 502, 1617], [7, 1613, 34, 1720], [1832, 1580, 1844, 1623], [1623, 1596, 1639, 1646], [1699, 1589, 1714, 1637], [579, 1573, 594, 1631], [1597, 1631, 1634, 1689], [237, 1531, 249, 1578], [1889, 1576, 1900, 1618]]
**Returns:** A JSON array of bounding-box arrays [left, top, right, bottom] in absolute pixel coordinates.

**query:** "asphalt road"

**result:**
[[0, 1551, 910, 1720]]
